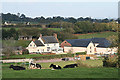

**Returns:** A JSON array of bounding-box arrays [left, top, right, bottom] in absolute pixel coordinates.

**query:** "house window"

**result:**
[[54, 44, 56, 46], [47, 47, 50, 51], [30, 44, 32, 46], [90, 47, 91, 49], [52, 49, 57, 51]]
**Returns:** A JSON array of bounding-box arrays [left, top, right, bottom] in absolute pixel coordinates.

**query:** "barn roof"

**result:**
[[66, 38, 111, 48], [42, 36, 58, 44], [91, 38, 111, 48], [33, 40, 44, 46]]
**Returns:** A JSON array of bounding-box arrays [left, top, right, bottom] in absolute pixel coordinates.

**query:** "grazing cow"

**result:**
[[9, 65, 26, 70], [49, 64, 61, 70], [63, 64, 78, 68]]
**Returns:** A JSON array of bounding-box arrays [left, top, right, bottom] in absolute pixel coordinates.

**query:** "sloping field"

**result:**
[[74, 31, 117, 39]]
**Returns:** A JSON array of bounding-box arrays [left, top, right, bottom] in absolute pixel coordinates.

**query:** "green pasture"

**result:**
[[2, 40, 31, 48], [77, 32, 117, 39], [2, 60, 118, 78]]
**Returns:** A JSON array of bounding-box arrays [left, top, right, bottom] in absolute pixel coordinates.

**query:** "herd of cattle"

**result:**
[[9, 63, 78, 70]]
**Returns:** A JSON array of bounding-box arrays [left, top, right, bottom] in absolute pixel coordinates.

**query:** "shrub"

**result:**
[[103, 55, 118, 67], [22, 49, 29, 55], [2, 57, 25, 60], [76, 52, 86, 55], [76, 60, 92, 68], [68, 49, 73, 54]]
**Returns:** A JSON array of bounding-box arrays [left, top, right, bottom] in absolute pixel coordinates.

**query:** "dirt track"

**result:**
[[36, 57, 74, 63]]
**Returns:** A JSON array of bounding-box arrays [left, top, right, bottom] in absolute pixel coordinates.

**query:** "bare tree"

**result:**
[[2, 38, 16, 58]]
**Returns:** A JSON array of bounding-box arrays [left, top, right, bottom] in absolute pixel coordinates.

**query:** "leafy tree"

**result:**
[[22, 49, 29, 55], [40, 28, 55, 36], [47, 22, 74, 28], [2, 28, 19, 40], [109, 21, 118, 32], [75, 21, 93, 33], [20, 14, 26, 18], [9, 28, 19, 40], [2, 13, 117, 24], [18, 28, 40, 37], [2, 29, 8, 40], [57, 32, 78, 41], [107, 35, 118, 47], [63, 28, 75, 34], [65, 17, 77, 23]]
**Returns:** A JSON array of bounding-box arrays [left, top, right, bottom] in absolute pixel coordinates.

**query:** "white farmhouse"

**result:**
[[61, 38, 118, 55], [26, 33, 63, 54]]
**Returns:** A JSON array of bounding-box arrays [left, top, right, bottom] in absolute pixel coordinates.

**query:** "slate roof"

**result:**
[[33, 40, 44, 46], [42, 36, 58, 44], [66, 38, 111, 48], [91, 38, 111, 48]]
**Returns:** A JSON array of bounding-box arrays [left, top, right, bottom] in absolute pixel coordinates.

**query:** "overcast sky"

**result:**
[[1, 1, 119, 19]]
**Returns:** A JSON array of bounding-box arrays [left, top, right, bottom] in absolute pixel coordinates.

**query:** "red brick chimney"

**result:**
[[40, 34, 42, 38], [53, 33, 59, 42], [32, 39, 35, 41], [53, 33, 57, 38]]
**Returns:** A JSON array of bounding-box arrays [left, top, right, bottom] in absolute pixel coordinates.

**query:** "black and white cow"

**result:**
[[63, 64, 78, 68], [49, 64, 61, 70], [30, 63, 42, 69], [9, 65, 26, 70], [30, 63, 36, 68], [36, 64, 42, 69]]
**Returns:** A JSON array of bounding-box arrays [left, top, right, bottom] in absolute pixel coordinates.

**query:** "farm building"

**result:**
[[26, 33, 63, 54], [18, 36, 33, 40], [61, 38, 117, 55]]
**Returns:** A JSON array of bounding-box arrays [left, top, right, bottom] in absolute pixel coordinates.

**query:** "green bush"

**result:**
[[103, 55, 118, 67], [76, 52, 86, 55], [76, 60, 92, 68], [2, 57, 25, 60], [22, 49, 29, 55]]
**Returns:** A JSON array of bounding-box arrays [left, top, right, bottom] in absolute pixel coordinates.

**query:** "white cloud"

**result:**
[[1, 0, 119, 2]]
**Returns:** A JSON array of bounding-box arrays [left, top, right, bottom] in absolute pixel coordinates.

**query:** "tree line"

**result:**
[[2, 13, 117, 24], [2, 28, 77, 42], [47, 21, 118, 33], [2, 20, 118, 41]]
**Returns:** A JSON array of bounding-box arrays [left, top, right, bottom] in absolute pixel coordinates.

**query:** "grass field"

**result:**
[[75, 31, 117, 39], [3, 40, 31, 48], [2, 60, 118, 78], [37, 60, 103, 68]]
